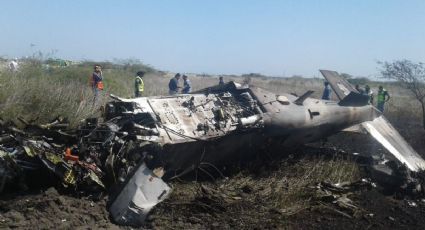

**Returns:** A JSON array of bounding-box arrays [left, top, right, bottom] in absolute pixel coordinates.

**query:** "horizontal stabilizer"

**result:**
[[361, 116, 425, 172], [294, 90, 314, 105]]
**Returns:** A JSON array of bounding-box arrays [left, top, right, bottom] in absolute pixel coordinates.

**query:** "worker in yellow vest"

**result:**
[[377, 85, 390, 113], [135, 71, 145, 97]]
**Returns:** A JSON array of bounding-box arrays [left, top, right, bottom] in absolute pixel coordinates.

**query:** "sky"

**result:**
[[1, 0, 425, 77]]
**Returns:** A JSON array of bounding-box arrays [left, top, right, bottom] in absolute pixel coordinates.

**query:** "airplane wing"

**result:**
[[346, 116, 425, 172]]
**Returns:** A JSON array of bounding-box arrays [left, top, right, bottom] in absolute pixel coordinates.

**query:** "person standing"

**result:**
[[182, 75, 191, 93], [321, 81, 332, 100], [219, 76, 225, 86], [92, 65, 104, 102], [364, 85, 374, 104], [168, 73, 181, 95], [8, 58, 19, 72], [135, 71, 145, 97], [377, 85, 390, 113], [355, 84, 364, 94]]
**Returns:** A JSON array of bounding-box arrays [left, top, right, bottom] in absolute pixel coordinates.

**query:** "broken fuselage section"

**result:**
[[107, 81, 381, 224], [108, 82, 381, 177]]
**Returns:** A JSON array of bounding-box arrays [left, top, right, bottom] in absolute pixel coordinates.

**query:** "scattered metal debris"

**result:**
[[1, 70, 425, 226], [314, 180, 372, 218]]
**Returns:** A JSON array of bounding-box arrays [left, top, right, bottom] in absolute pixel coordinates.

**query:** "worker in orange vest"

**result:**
[[92, 65, 104, 103]]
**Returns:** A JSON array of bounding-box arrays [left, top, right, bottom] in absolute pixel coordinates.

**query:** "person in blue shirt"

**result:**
[[182, 75, 191, 93], [321, 81, 332, 100], [168, 73, 181, 95]]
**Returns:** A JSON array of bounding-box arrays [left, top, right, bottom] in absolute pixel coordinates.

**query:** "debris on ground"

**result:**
[[2, 78, 425, 228], [313, 180, 372, 218]]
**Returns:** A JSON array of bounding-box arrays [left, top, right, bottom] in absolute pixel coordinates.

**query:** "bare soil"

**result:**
[[0, 188, 116, 229]]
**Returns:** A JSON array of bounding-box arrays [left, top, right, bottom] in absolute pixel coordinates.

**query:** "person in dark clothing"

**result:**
[[364, 85, 374, 104], [355, 84, 364, 94], [92, 65, 104, 104], [321, 81, 332, 100], [182, 75, 191, 93], [219, 76, 225, 86], [168, 73, 181, 95]]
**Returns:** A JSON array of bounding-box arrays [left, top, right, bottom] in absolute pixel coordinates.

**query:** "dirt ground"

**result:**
[[0, 188, 116, 229], [1, 120, 425, 229]]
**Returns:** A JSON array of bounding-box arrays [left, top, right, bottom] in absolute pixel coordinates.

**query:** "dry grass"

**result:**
[[0, 65, 107, 127], [150, 154, 360, 228], [224, 155, 360, 211]]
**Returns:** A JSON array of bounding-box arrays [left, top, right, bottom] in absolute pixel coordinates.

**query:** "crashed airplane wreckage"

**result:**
[[1, 69, 425, 226]]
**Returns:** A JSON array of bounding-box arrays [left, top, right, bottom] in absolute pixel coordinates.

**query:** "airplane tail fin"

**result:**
[[320, 70, 369, 106]]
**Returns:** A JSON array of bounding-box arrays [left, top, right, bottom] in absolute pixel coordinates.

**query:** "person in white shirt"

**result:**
[[9, 58, 19, 72]]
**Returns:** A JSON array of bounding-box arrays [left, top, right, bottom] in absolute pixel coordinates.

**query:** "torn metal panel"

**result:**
[[147, 94, 236, 141], [109, 163, 171, 226]]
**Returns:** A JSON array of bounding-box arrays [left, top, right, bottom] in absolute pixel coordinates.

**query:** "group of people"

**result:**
[[355, 84, 391, 112], [91, 65, 392, 114], [355, 84, 374, 104], [90, 65, 226, 101], [321, 81, 391, 113], [168, 74, 225, 95], [89, 65, 145, 102], [168, 73, 192, 95]]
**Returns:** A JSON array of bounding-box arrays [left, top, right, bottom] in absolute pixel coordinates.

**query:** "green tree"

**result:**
[[379, 60, 425, 128]]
